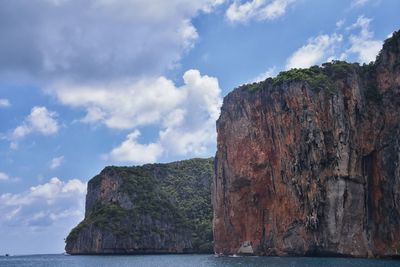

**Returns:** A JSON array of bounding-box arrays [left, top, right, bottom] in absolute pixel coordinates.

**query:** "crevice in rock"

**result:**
[[362, 151, 376, 243]]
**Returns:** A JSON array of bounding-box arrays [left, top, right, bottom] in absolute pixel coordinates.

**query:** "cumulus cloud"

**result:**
[[0, 177, 86, 228], [285, 16, 382, 70], [50, 77, 185, 129], [345, 16, 382, 63], [0, 0, 224, 83], [286, 34, 343, 69], [157, 69, 222, 156], [226, 0, 295, 23], [109, 130, 163, 164], [0, 98, 11, 108], [50, 156, 64, 170], [10, 106, 59, 148], [57, 69, 222, 164], [111, 69, 222, 163]]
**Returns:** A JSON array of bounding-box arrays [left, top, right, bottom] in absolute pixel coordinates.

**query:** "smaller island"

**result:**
[[65, 158, 214, 255]]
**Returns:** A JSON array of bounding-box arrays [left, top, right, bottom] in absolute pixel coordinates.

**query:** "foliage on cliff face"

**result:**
[[66, 203, 128, 243], [66, 158, 214, 253], [117, 158, 214, 251]]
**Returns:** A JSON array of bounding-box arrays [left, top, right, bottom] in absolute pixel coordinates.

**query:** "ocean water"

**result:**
[[0, 254, 400, 267]]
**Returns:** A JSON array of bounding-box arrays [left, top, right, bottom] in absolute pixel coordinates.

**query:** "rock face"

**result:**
[[66, 158, 214, 254], [213, 31, 400, 257]]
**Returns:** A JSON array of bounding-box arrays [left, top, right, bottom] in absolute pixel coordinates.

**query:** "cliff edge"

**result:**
[[66, 158, 214, 254], [213, 31, 400, 257]]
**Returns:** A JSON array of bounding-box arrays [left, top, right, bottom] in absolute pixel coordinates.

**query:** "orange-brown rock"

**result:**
[[213, 31, 400, 257]]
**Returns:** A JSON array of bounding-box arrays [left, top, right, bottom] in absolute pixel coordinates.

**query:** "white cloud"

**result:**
[[345, 16, 382, 63], [286, 34, 343, 69], [10, 106, 59, 148], [0, 172, 9, 181], [49, 69, 221, 164], [94, 69, 222, 164], [158, 69, 222, 156], [0, 177, 86, 226], [284, 15, 383, 71], [109, 130, 163, 164], [50, 156, 64, 170], [0, 98, 11, 108], [14, 106, 59, 137], [226, 0, 295, 23], [50, 78, 184, 130]]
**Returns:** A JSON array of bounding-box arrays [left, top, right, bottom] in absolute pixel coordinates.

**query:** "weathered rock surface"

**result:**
[[213, 31, 400, 257], [66, 158, 214, 254]]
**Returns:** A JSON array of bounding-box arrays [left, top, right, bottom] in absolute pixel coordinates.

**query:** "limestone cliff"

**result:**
[[213, 31, 400, 257], [66, 158, 213, 254]]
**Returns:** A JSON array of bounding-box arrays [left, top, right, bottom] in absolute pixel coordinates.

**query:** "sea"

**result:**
[[1, 254, 400, 267]]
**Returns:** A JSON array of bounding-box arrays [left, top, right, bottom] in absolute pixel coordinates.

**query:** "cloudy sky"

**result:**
[[0, 0, 399, 255]]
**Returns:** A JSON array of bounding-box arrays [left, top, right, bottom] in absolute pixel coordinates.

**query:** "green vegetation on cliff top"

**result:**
[[245, 60, 382, 102], [380, 30, 400, 55], [247, 61, 359, 93]]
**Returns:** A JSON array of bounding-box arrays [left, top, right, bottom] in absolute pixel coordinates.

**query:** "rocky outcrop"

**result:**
[[213, 31, 400, 257], [66, 158, 214, 255]]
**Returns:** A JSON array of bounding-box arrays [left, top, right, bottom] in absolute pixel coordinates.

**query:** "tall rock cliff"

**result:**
[[66, 158, 214, 254], [213, 31, 400, 257]]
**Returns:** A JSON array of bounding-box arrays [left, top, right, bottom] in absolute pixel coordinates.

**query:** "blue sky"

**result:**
[[0, 0, 399, 255]]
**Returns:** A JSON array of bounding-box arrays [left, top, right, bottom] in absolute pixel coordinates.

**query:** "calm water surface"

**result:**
[[1, 254, 400, 267]]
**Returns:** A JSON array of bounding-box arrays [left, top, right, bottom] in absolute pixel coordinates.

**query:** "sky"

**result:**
[[0, 0, 399, 255]]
